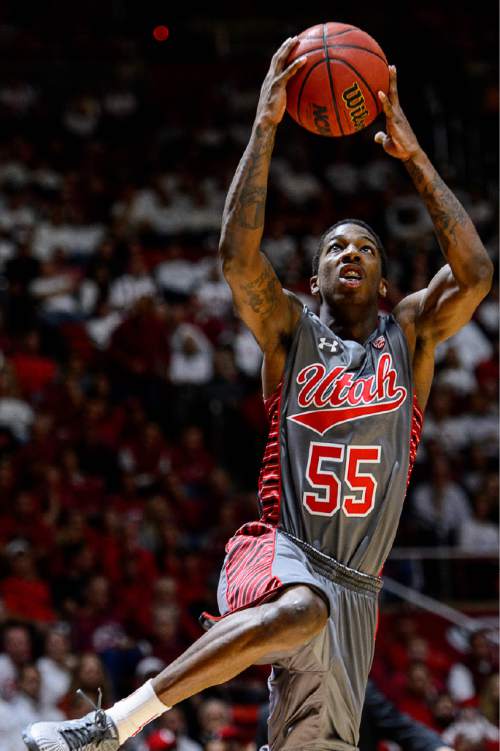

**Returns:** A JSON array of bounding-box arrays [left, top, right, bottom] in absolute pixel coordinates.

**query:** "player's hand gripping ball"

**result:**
[[286, 22, 389, 137]]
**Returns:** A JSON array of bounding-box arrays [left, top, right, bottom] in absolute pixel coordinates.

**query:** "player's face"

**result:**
[[311, 223, 387, 306]]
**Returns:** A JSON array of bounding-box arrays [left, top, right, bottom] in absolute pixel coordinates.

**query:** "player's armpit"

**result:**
[[412, 263, 491, 344], [394, 268, 491, 410], [223, 251, 302, 352], [392, 291, 422, 354]]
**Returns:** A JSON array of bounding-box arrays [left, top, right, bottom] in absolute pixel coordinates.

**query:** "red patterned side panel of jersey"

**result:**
[[225, 522, 283, 611], [406, 395, 423, 487], [258, 382, 283, 526]]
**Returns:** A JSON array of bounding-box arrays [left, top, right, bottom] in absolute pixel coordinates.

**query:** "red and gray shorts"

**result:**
[[200, 522, 382, 751]]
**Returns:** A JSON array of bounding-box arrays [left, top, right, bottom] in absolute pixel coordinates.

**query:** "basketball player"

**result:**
[[24, 36, 492, 751]]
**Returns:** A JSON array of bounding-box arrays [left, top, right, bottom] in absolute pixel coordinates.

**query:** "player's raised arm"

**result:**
[[375, 66, 493, 351], [219, 38, 306, 353]]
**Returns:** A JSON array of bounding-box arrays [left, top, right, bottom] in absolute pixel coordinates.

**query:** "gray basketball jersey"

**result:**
[[258, 306, 422, 576]]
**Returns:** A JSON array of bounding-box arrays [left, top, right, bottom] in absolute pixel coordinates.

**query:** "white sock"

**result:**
[[105, 679, 169, 744]]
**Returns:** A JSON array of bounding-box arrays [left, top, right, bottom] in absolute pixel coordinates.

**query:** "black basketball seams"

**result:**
[[327, 57, 381, 112], [322, 23, 344, 135], [290, 43, 387, 62], [327, 44, 387, 64], [300, 27, 357, 40], [296, 59, 325, 127]]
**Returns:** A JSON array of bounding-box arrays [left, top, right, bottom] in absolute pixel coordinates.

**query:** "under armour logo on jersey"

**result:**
[[318, 337, 341, 353]]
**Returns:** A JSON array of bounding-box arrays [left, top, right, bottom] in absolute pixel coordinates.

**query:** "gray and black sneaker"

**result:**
[[22, 688, 120, 751]]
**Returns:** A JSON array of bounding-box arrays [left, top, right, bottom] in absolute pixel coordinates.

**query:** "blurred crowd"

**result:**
[[370, 615, 499, 751], [0, 5, 497, 751]]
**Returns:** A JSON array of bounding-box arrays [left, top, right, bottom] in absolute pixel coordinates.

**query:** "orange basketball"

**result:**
[[286, 22, 389, 137]]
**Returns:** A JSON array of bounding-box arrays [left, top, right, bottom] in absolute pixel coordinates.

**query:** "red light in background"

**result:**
[[153, 25, 170, 42]]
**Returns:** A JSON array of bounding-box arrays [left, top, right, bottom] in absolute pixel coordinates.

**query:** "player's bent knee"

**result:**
[[262, 586, 328, 646]]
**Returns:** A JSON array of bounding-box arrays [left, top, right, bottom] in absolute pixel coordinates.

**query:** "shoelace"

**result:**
[[60, 688, 109, 750]]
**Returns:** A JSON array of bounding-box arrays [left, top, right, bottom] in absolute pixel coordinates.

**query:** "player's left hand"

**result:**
[[374, 65, 421, 161]]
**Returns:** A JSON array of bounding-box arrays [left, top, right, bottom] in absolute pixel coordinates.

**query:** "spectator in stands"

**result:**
[[109, 296, 170, 398], [441, 705, 499, 751], [169, 323, 213, 385], [0, 185, 36, 235], [459, 390, 499, 459], [404, 637, 451, 685], [32, 203, 105, 263], [462, 444, 493, 496], [431, 692, 458, 732], [194, 261, 233, 320], [0, 694, 27, 750], [479, 674, 499, 728], [145, 708, 202, 751], [397, 662, 438, 727], [119, 422, 171, 489], [86, 299, 123, 349], [457, 493, 499, 553], [448, 630, 499, 704], [11, 487, 58, 548], [436, 320, 492, 375], [9, 663, 65, 726], [37, 624, 75, 708], [0, 363, 34, 442], [435, 347, 477, 396], [29, 250, 82, 325], [149, 605, 187, 666], [204, 729, 243, 751], [145, 727, 177, 749], [9, 329, 57, 398], [108, 253, 157, 312], [62, 94, 101, 138], [261, 217, 298, 276], [172, 426, 215, 492], [421, 386, 467, 456], [155, 245, 203, 300], [150, 578, 178, 612], [1, 538, 55, 622], [72, 575, 121, 652], [4, 240, 40, 290], [412, 454, 471, 544], [475, 340, 499, 409], [233, 321, 262, 378], [62, 652, 113, 718], [197, 699, 232, 746], [0, 622, 33, 700]]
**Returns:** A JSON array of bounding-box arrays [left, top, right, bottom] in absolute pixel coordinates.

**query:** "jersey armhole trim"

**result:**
[[391, 313, 424, 418]]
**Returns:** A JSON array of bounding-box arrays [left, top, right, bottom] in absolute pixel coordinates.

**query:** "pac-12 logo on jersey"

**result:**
[[372, 336, 386, 350], [288, 352, 407, 435]]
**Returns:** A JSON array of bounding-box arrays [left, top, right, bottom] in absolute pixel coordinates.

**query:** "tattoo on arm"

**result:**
[[405, 159, 468, 256], [239, 264, 281, 317], [235, 125, 275, 230], [237, 185, 267, 229]]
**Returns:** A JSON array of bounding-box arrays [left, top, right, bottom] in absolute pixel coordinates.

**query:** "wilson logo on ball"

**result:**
[[312, 104, 331, 135], [342, 82, 369, 131]]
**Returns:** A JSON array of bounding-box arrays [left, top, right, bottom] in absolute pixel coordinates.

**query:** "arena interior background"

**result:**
[[0, 2, 497, 750]]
